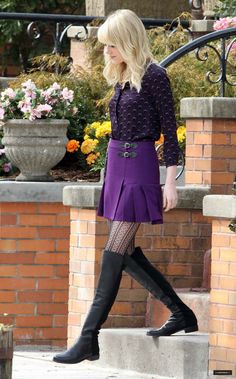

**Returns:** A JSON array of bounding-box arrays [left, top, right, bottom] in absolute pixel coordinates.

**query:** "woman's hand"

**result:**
[[163, 165, 178, 212], [163, 183, 178, 212]]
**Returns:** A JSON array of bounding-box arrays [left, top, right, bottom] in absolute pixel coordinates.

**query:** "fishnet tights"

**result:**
[[105, 221, 140, 255]]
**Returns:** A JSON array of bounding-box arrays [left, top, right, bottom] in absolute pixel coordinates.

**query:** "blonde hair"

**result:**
[[97, 9, 156, 92]]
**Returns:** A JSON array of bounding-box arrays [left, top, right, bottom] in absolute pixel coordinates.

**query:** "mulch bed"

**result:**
[[1, 167, 101, 182]]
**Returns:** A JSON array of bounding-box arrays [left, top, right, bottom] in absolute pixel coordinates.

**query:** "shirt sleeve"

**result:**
[[149, 65, 180, 167]]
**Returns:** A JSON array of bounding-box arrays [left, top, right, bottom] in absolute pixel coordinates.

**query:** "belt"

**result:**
[[118, 151, 137, 158], [119, 142, 138, 149], [118, 141, 138, 158]]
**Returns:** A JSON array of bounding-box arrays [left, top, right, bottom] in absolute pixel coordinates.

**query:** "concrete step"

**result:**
[[147, 290, 210, 333], [95, 328, 209, 379]]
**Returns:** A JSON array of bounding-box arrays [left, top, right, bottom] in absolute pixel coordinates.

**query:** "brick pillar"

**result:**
[[181, 98, 236, 194], [203, 195, 236, 377]]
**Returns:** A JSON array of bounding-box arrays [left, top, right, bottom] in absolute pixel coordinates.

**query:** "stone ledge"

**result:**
[[0, 181, 98, 203], [63, 185, 210, 209], [203, 195, 236, 218], [0, 181, 210, 209], [96, 329, 208, 379], [180, 97, 236, 119]]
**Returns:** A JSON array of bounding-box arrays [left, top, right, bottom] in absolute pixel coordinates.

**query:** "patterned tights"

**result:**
[[105, 221, 140, 255]]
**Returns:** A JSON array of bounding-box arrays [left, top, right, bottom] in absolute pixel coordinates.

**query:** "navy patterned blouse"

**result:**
[[109, 63, 179, 167]]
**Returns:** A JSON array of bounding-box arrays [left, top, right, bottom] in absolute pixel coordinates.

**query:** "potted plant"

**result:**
[[0, 79, 78, 181]]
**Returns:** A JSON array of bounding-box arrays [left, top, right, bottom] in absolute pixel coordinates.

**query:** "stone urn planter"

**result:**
[[0, 325, 13, 379], [2, 119, 69, 181]]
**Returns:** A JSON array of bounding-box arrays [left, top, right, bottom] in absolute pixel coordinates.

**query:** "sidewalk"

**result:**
[[13, 349, 162, 379]]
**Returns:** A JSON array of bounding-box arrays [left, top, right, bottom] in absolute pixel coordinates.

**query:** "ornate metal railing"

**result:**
[[160, 27, 236, 97], [0, 12, 190, 73]]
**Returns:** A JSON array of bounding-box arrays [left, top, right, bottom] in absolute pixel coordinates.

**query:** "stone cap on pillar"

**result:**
[[180, 97, 236, 119], [203, 195, 236, 218], [191, 20, 215, 33]]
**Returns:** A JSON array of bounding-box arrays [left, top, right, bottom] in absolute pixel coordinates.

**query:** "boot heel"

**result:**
[[184, 325, 198, 333], [88, 354, 99, 361]]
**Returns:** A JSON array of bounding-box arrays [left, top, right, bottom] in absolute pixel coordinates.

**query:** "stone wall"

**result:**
[[86, 0, 190, 18]]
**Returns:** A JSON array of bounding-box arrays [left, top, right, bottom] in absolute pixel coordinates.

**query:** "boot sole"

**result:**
[[146, 324, 198, 337], [53, 354, 99, 364]]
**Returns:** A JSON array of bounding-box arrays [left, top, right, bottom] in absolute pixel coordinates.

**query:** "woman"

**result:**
[[53, 9, 198, 365]]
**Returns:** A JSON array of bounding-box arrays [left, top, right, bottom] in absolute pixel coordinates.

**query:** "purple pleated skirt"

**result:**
[[97, 139, 163, 224]]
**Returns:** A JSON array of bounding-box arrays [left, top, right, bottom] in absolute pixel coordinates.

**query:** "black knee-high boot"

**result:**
[[53, 250, 124, 364], [124, 247, 198, 337]]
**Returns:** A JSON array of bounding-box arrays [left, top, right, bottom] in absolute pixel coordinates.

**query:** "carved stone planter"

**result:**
[[0, 326, 13, 379], [2, 119, 69, 181]]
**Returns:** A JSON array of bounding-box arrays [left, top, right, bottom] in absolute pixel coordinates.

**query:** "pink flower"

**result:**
[[36, 104, 52, 114], [51, 82, 61, 90], [0, 107, 4, 120], [22, 79, 36, 91], [18, 100, 32, 114], [29, 109, 42, 120], [3, 88, 16, 99], [24, 89, 37, 99], [214, 17, 236, 31], [61, 87, 74, 102], [3, 162, 12, 173]]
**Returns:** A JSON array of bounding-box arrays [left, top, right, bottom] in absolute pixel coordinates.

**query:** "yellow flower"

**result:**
[[90, 121, 101, 129], [81, 138, 98, 154], [84, 126, 89, 134], [66, 139, 80, 153], [95, 121, 111, 138], [84, 134, 90, 140], [177, 125, 186, 143], [86, 153, 98, 165]]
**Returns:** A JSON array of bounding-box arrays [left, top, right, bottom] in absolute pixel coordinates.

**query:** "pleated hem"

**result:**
[[97, 182, 163, 225]]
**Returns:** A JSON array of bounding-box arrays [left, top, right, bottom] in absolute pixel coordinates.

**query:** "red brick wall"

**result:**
[[209, 219, 236, 377], [0, 200, 211, 348], [0, 202, 70, 347], [185, 119, 236, 194]]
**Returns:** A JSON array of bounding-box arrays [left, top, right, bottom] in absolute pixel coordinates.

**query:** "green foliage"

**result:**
[[0, 0, 85, 74], [214, 0, 236, 16], [147, 26, 236, 122]]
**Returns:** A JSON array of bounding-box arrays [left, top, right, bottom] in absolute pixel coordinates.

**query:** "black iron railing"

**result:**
[[0, 12, 191, 58], [160, 27, 236, 97]]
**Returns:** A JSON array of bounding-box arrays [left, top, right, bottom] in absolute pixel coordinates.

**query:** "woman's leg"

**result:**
[[123, 247, 198, 337], [53, 221, 140, 364]]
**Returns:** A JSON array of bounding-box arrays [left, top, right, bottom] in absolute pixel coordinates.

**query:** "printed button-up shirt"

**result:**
[[109, 63, 179, 167]]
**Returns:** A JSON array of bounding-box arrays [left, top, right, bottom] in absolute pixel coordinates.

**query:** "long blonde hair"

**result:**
[[97, 9, 156, 92]]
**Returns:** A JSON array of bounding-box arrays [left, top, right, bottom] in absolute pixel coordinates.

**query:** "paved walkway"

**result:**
[[13, 349, 161, 379]]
